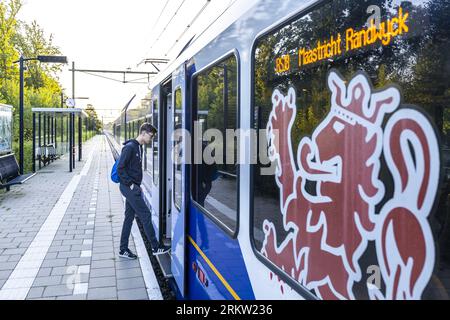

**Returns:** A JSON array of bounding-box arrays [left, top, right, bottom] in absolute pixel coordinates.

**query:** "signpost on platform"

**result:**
[[65, 96, 89, 164]]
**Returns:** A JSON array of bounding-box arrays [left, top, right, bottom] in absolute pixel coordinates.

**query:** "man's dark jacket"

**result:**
[[117, 139, 143, 187]]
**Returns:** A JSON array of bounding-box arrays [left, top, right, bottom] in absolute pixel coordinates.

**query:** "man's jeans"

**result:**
[[119, 183, 159, 251]]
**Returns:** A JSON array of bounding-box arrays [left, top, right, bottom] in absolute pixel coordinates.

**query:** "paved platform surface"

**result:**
[[0, 135, 162, 300]]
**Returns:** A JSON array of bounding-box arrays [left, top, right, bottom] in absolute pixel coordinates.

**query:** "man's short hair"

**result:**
[[140, 123, 157, 135]]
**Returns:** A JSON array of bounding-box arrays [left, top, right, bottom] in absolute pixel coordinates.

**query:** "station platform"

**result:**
[[0, 135, 163, 300]]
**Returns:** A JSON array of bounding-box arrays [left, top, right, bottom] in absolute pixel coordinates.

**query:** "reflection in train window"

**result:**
[[114, 124, 121, 145], [174, 88, 183, 210], [252, 0, 450, 300], [193, 54, 239, 235], [153, 99, 159, 186]]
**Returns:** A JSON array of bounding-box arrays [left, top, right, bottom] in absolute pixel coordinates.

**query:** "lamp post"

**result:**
[[19, 56, 25, 174], [14, 55, 67, 174]]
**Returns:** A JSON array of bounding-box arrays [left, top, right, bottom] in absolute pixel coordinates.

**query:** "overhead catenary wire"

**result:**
[[126, 76, 153, 83], [137, 0, 172, 65], [149, 0, 171, 33], [81, 71, 124, 84], [136, 0, 187, 66], [164, 0, 211, 57], [188, 0, 238, 50], [156, 0, 239, 72], [136, 0, 238, 77], [80, 71, 151, 85], [147, 0, 188, 53]]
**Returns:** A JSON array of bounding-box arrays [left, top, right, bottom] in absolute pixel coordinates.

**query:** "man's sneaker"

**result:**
[[118, 249, 138, 260], [153, 245, 171, 256]]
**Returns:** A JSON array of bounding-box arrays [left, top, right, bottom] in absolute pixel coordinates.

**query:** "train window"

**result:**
[[128, 122, 132, 140], [252, 0, 450, 300], [153, 99, 159, 186], [115, 124, 121, 144], [192, 54, 239, 235], [174, 88, 183, 210]]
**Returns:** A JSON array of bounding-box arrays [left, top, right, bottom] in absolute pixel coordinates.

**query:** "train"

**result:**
[[107, 0, 450, 300]]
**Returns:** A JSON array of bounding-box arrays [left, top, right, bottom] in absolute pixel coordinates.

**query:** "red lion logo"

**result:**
[[263, 70, 440, 300]]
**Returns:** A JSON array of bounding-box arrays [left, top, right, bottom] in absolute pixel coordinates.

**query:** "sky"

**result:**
[[17, 0, 237, 123]]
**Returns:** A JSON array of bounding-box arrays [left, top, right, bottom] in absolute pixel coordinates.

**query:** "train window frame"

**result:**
[[190, 50, 241, 239], [249, 0, 337, 300], [173, 86, 183, 212], [145, 114, 153, 175]]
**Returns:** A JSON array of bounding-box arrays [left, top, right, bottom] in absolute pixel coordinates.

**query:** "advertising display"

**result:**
[[0, 104, 13, 155]]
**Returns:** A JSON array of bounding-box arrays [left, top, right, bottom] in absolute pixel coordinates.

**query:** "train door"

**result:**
[[171, 65, 187, 296], [151, 80, 174, 278], [159, 79, 173, 245], [150, 86, 161, 242], [151, 80, 173, 246], [164, 91, 173, 239]]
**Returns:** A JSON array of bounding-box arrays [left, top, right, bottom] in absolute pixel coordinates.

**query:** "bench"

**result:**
[[35, 146, 44, 163], [0, 153, 36, 191], [46, 144, 60, 162], [36, 144, 60, 166]]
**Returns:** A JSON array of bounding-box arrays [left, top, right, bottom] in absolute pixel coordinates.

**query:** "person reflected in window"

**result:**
[[197, 141, 219, 206]]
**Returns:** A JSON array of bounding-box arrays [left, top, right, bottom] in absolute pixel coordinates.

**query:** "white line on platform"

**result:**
[[131, 222, 163, 300], [0, 139, 97, 300]]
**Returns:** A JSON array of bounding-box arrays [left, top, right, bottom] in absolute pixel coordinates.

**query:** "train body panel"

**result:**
[[187, 204, 255, 300]]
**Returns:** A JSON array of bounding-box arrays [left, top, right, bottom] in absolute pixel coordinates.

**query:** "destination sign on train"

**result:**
[[275, 8, 410, 75]]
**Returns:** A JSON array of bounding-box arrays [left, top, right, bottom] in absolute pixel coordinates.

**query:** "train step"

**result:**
[[155, 252, 173, 278]]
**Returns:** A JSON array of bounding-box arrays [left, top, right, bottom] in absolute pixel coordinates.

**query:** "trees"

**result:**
[[0, 0, 21, 89], [14, 20, 63, 90], [0, 0, 80, 172], [85, 104, 103, 134]]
